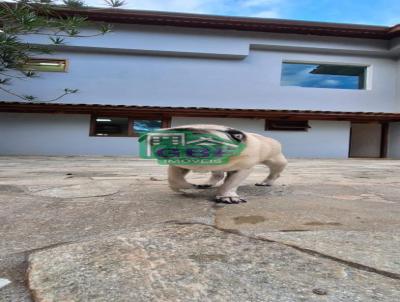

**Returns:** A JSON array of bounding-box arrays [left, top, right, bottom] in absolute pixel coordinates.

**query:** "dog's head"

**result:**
[[161, 124, 247, 143]]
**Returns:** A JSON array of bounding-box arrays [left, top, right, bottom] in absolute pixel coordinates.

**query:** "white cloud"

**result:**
[[85, 0, 284, 18], [251, 10, 281, 18], [322, 79, 340, 86], [126, 0, 206, 12], [89, 0, 216, 12]]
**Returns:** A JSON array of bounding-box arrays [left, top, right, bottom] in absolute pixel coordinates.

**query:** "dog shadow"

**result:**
[[178, 184, 289, 204]]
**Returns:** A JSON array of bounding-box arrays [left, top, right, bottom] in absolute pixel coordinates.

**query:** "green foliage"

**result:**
[[100, 23, 113, 34], [104, 0, 126, 8], [62, 0, 85, 8], [49, 36, 65, 45], [0, 0, 119, 102]]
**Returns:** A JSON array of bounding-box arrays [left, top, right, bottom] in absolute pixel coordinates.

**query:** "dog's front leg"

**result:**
[[255, 155, 288, 186], [216, 169, 252, 204], [168, 166, 195, 192]]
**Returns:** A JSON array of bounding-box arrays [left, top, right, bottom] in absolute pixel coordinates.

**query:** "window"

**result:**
[[281, 62, 366, 89], [265, 120, 310, 131], [93, 117, 129, 137], [133, 120, 163, 133], [90, 116, 167, 137], [23, 59, 67, 72]]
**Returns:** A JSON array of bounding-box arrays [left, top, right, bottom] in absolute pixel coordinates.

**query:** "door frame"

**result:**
[[348, 121, 389, 158], [380, 122, 389, 158]]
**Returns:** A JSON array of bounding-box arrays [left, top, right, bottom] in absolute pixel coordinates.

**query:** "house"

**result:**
[[1, 7, 400, 158]]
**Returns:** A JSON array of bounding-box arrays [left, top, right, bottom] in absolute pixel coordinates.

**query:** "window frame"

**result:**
[[90, 115, 170, 137], [265, 120, 310, 132], [23, 58, 68, 73], [280, 60, 369, 90]]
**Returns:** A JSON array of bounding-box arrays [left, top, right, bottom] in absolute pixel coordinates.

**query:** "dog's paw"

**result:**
[[194, 184, 213, 189], [169, 186, 183, 192], [255, 182, 272, 187], [215, 196, 247, 204]]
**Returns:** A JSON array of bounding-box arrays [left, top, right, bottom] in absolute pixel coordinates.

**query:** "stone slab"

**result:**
[[28, 224, 400, 302], [28, 181, 121, 199], [256, 230, 400, 276], [214, 159, 400, 281], [2, 157, 400, 302], [0, 253, 31, 302]]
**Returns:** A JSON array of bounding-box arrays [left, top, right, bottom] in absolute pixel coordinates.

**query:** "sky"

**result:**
[[86, 0, 400, 26], [281, 63, 362, 90]]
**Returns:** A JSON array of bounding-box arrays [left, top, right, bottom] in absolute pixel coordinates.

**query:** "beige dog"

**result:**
[[166, 124, 288, 204]]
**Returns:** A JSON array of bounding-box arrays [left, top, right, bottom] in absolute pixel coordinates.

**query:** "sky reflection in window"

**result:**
[[133, 120, 162, 133], [281, 63, 366, 90]]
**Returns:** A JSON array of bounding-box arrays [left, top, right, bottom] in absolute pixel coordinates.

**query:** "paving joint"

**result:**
[[169, 220, 400, 280]]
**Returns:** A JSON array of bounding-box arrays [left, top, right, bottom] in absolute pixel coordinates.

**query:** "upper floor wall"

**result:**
[[21, 23, 396, 58], [2, 23, 400, 112]]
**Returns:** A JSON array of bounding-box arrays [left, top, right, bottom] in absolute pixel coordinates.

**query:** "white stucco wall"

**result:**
[[23, 24, 391, 58], [0, 113, 139, 156], [0, 113, 350, 158], [0, 23, 397, 158], [172, 117, 350, 158], [2, 49, 397, 113], [388, 122, 400, 159], [1, 23, 399, 113]]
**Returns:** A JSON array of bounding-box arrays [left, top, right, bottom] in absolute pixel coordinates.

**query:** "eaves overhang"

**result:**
[[1, 102, 400, 122], [51, 7, 399, 40]]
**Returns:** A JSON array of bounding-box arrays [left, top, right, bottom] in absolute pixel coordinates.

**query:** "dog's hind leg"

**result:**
[[255, 154, 288, 186], [168, 166, 194, 192], [196, 171, 225, 189], [216, 168, 252, 204]]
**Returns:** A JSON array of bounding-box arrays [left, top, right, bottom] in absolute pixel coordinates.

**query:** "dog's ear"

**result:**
[[225, 129, 246, 142]]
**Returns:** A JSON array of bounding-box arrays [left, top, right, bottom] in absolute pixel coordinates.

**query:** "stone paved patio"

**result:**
[[0, 157, 399, 301]]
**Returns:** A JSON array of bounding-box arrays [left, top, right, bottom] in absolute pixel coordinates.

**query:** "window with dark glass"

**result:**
[[91, 116, 166, 137], [281, 62, 366, 90], [265, 120, 310, 131]]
